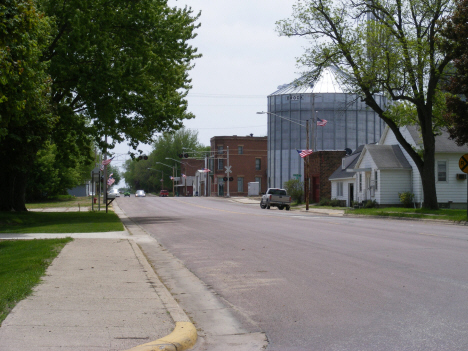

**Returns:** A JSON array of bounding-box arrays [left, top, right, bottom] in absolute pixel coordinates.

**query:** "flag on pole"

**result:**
[[102, 157, 115, 166], [201, 168, 211, 173], [108, 173, 113, 178], [297, 149, 314, 158], [317, 118, 328, 126], [170, 176, 174, 180], [107, 178, 115, 186]]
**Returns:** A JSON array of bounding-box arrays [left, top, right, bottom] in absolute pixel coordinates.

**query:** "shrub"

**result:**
[[365, 199, 378, 208], [398, 191, 414, 208], [283, 179, 304, 204], [330, 198, 342, 207]]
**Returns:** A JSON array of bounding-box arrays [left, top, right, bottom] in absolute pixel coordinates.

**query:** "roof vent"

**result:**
[[250, 133, 253, 137]]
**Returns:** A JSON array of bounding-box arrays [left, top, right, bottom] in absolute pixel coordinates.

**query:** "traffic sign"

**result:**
[[225, 165, 232, 174], [459, 154, 468, 174]]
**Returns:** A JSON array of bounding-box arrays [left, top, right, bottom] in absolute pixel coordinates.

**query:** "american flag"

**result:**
[[108, 173, 113, 178], [170, 176, 174, 180], [102, 157, 115, 166], [317, 118, 328, 126], [107, 178, 115, 186], [297, 149, 314, 158], [201, 168, 211, 173]]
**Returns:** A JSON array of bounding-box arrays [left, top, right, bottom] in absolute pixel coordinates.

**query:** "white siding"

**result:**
[[379, 170, 412, 204], [380, 127, 423, 203], [331, 178, 355, 206], [435, 153, 468, 203], [354, 150, 378, 203]]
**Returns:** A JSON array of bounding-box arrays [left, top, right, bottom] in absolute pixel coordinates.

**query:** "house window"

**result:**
[[255, 158, 261, 170], [337, 182, 343, 197], [374, 170, 378, 190], [359, 174, 362, 191], [237, 177, 244, 192], [238, 146, 243, 155], [437, 161, 447, 181], [218, 158, 224, 170], [217, 145, 223, 155]]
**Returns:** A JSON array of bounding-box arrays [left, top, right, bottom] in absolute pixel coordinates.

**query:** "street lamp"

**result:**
[[156, 162, 175, 196], [147, 168, 164, 191], [257, 111, 312, 211]]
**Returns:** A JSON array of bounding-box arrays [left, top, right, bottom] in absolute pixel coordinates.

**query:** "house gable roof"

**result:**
[[354, 144, 412, 170], [329, 145, 364, 180], [381, 125, 468, 153]]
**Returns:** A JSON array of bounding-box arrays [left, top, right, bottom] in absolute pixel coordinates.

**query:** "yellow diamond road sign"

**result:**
[[459, 154, 468, 174]]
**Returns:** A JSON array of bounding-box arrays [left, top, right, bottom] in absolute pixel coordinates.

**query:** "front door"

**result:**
[[312, 177, 320, 203], [348, 183, 354, 207]]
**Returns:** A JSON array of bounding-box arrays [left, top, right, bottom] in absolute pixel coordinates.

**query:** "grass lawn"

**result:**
[[346, 207, 467, 222], [26, 195, 96, 209], [0, 238, 73, 325], [0, 211, 124, 233]]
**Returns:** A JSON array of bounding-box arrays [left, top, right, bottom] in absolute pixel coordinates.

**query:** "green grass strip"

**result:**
[[0, 238, 73, 325], [346, 207, 467, 222], [0, 212, 124, 233]]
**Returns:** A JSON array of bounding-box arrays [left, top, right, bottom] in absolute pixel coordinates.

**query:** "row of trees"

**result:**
[[1, 0, 200, 210], [278, 0, 468, 209], [123, 129, 209, 193]]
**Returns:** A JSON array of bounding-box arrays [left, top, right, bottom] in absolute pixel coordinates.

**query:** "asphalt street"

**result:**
[[117, 196, 468, 351]]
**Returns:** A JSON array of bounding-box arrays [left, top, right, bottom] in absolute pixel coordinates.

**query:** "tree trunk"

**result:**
[[418, 124, 439, 210], [0, 168, 29, 212]]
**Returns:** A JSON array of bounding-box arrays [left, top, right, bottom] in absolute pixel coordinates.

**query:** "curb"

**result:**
[[124, 322, 197, 351], [113, 202, 198, 351]]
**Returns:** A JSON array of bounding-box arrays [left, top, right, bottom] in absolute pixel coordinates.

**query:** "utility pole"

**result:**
[[226, 146, 230, 197], [305, 120, 310, 211], [172, 166, 175, 196]]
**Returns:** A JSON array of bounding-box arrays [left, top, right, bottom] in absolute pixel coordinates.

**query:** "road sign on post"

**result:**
[[459, 154, 468, 174]]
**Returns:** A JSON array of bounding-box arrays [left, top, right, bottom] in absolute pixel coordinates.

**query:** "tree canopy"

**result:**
[[441, 0, 468, 146], [40, 0, 201, 152], [0, 0, 200, 211], [277, 0, 455, 209], [0, 0, 55, 210]]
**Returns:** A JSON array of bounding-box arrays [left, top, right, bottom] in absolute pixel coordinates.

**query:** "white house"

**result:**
[[330, 125, 468, 208], [329, 145, 363, 207]]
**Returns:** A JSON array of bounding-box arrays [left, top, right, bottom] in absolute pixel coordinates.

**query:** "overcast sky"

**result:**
[[111, 0, 307, 170]]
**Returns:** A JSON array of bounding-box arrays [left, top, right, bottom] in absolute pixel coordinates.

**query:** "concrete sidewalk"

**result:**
[[0, 233, 194, 350]]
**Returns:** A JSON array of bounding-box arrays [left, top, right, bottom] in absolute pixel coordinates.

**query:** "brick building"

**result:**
[[309, 151, 346, 203], [178, 159, 206, 196], [210, 135, 267, 196]]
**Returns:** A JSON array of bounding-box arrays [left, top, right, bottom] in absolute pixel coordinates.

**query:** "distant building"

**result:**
[[179, 159, 205, 196], [210, 135, 267, 196]]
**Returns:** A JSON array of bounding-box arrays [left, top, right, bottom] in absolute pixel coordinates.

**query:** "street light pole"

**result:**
[[305, 119, 310, 211], [257, 111, 311, 211]]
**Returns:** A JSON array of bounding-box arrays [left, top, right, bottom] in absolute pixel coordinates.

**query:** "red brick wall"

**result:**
[[210, 136, 267, 196], [309, 151, 346, 202]]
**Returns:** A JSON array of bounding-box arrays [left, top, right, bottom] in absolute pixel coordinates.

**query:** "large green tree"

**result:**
[[441, 0, 468, 146], [40, 0, 200, 152], [277, 0, 455, 209], [1, 0, 200, 211], [0, 0, 55, 211]]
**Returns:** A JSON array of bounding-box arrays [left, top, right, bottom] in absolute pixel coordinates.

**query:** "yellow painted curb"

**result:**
[[124, 322, 197, 351]]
